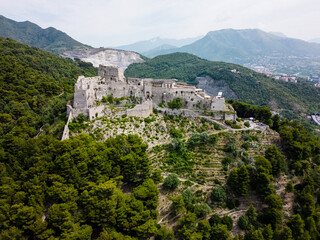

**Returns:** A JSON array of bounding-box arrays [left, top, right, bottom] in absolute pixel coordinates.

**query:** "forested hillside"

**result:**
[[125, 53, 320, 122], [0, 15, 90, 54], [0, 38, 97, 140], [2, 37, 320, 239]]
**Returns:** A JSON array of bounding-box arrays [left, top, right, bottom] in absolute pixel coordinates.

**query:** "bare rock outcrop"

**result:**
[[61, 48, 144, 70]]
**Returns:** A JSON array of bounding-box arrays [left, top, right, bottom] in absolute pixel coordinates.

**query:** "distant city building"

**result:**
[[272, 75, 297, 83]]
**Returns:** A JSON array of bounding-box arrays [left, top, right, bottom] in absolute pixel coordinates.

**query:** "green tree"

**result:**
[[238, 215, 249, 230], [194, 203, 212, 218], [163, 174, 180, 190], [182, 189, 195, 207], [221, 215, 233, 231], [264, 194, 283, 228], [155, 226, 174, 240], [211, 186, 227, 202], [210, 224, 231, 240], [287, 214, 304, 239], [197, 220, 211, 240], [265, 145, 286, 176], [176, 212, 199, 240], [262, 224, 273, 240], [246, 204, 258, 227], [228, 166, 250, 196], [133, 179, 159, 210], [209, 214, 221, 226], [278, 226, 293, 240], [171, 195, 186, 215], [285, 181, 294, 193]]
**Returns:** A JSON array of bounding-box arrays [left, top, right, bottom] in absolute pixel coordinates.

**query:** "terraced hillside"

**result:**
[[149, 129, 280, 186]]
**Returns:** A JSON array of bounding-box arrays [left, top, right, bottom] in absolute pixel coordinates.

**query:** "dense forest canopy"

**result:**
[[2, 38, 320, 239], [0, 38, 97, 140]]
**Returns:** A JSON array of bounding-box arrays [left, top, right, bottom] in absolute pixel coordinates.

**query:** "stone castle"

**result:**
[[62, 65, 235, 140]]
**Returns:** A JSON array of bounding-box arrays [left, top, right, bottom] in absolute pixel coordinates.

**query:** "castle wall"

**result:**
[[211, 98, 226, 111], [73, 89, 88, 108], [99, 65, 125, 81], [61, 108, 73, 140], [88, 105, 109, 120], [127, 100, 153, 118]]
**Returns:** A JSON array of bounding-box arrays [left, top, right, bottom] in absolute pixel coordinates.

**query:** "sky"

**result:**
[[0, 0, 319, 47]]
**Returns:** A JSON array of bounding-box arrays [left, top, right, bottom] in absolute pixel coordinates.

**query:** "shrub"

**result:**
[[244, 122, 250, 127], [242, 142, 250, 150], [222, 157, 232, 166], [214, 124, 221, 130], [170, 128, 183, 138], [214, 179, 222, 185], [77, 113, 88, 123], [163, 174, 180, 190], [209, 214, 221, 226], [225, 120, 233, 126], [285, 181, 294, 193], [107, 94, 114, 103], [226, 198, 236, 209], [168, 98, 182, 109], [184, 180, 193, 186]]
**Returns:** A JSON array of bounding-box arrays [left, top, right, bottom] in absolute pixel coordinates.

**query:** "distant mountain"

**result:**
[[114, 36, 202, 53], [0, 15, 91, 54], [176, 29, 320, 62], [309, 38, 320, 44], [269, 32, 287, 38], [142, 44, 177, 58], [61, 48, 144, 70], [148, 29, 320, 76]]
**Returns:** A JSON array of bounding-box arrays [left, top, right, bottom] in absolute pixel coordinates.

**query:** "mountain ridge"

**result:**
[[0, 14, 91, 54], [138, 29, 320, 76], [114, 36, 202, 54]]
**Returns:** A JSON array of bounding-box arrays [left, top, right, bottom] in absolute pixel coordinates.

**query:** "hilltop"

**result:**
[[0, 15, 90, 54]]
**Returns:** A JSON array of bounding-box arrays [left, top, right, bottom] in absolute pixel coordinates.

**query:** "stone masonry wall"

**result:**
[[127, 100, 153, 118]]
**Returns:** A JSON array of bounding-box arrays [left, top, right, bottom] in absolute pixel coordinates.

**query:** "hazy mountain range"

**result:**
[[1, 15, 320, 76], [113, 36, 203, 54], [142, 29, 320, 60], [310, 38, 320, 44]]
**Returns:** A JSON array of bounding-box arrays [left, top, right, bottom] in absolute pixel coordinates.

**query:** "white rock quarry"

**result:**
[[61, 48, 144, 70]]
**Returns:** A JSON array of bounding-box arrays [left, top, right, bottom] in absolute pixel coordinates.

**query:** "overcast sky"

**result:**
[[0, 0, 319, 47]]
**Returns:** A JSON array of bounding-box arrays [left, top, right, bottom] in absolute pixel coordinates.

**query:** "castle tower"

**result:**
[[98, 65, 125, 82]]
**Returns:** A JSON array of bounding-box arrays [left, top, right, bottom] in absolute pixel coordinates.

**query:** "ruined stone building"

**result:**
[[62, 65, 235, 140]]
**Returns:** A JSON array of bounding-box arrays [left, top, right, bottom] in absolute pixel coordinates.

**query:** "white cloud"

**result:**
[[0, 0, 319, 46]]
